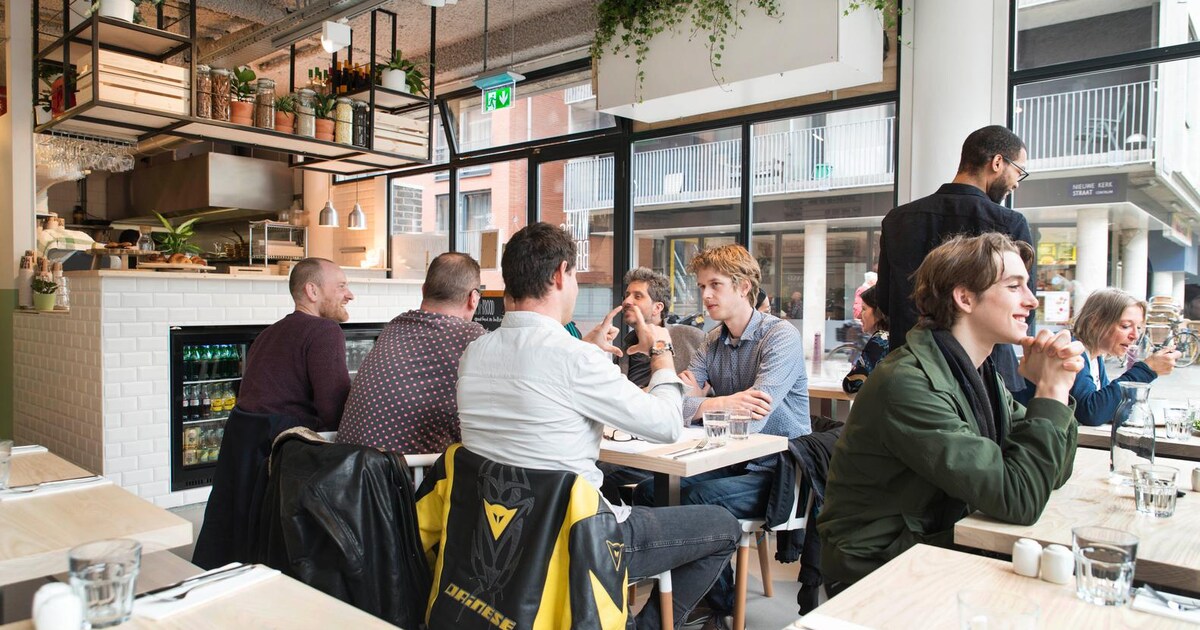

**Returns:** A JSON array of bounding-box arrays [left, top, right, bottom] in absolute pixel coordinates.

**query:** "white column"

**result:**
[[1150, 271, 1175, 300], [1122, 229, 1149, 300], [1074, 208, 1109, 310], [3, 0, 38, 439], [1173, 273, 1185, 307], [803, 223, 827, 357], [897, 0, 1010, 203]]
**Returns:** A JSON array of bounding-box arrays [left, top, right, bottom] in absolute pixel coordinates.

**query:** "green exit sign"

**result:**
[[482, 84, 514, 112]]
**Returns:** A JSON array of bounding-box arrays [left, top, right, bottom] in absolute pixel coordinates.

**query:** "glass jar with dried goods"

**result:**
[[254, 79, 276, 129], [334, 97, 353, 145], [195, 65, 212, 118], [352, 100, 370, 147], [295, 89, 316, 138], [210, 68, 231, 121]]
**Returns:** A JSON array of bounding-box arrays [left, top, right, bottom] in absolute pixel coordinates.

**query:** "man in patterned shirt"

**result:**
[[336, 252, 486, 454]]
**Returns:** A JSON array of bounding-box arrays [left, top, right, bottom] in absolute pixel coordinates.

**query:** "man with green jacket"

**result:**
[[818, 232, 1083, 588]]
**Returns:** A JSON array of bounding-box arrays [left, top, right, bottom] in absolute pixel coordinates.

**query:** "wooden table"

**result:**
[[0, 571, 397, 630], [1077, 425, 1200, 462], [0, 452, 192, 587], [788, 544, 1189, 629], [807, 360, 854, 421], [599, 430, 787, 505], [955, 446, 1200, 593]]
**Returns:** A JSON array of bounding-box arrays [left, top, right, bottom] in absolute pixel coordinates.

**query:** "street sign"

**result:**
[[482, 83, 514, 113]]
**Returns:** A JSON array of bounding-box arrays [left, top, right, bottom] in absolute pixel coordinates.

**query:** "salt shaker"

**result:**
[[32, 583, 84, 630], [1191, 467, 1199, 492], [1040, 544, 1074, 585], [1012, 537, 1041, 577]]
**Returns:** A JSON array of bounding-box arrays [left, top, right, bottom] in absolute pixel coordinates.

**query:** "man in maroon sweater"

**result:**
[[237, 257, 354, 430]]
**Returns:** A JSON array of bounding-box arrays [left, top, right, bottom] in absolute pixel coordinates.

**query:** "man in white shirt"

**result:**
[[458, 222, 740, 630]]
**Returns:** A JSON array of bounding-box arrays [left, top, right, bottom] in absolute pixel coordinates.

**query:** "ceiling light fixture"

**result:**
[[319, 199, 339, 228], [348, 180, 367, 230], [320, 19, 351, 54]]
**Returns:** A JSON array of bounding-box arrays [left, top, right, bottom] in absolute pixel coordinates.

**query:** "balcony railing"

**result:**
[[1015, 79, 1157, 171], [562, 117, 897, 212]]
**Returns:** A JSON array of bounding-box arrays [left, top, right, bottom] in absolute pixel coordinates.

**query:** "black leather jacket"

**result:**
[[257, 429, 431, 629]]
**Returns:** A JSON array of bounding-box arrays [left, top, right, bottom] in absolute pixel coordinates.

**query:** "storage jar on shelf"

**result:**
[[352, 100, 370, 148], [295, 89, 316, 138], [211, 68, 231, 121], [334, 97, 353, 145], [195, 65, 212, 119], [254, 79, 276, 129]]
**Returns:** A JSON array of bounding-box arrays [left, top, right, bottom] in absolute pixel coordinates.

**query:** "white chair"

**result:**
[[732, 467, 814, 630], [402, 453, 440, 486], [628, 571, 673, 629]]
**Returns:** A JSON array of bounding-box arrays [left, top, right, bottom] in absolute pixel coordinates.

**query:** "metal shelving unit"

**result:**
[[249, 221, 307, 267], [33, 2, 437, 175]]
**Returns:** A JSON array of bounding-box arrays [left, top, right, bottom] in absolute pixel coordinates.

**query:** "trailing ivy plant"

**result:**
[[591, 0, 903, 100]]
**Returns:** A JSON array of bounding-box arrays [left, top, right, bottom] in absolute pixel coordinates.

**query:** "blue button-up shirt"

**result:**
[[685, 310, 810, 447]]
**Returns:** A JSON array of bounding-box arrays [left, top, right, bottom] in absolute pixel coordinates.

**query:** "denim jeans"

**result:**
[[623, 504, 740, 630], [633, 464, 773, 615]]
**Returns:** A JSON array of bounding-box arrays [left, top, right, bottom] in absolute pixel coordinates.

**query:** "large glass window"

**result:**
[[457, 162, 528, 290], [1015, 0, 1198, 70], [750, 103, 897, 355], [445, 69, 616, 154], [632, 127, 742, 321], [541, 154, 616, 333], [388, 170, 450, 281]]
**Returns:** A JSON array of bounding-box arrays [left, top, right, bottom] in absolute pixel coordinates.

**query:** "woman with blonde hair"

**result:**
[[1061, 288, 1179, 425]]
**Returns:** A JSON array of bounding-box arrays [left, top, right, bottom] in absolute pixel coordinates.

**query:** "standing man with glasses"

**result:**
[[877, 125, 1035, 394]]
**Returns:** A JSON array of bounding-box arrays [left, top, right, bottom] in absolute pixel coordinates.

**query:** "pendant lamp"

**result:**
[[318, 199, 339, 227]]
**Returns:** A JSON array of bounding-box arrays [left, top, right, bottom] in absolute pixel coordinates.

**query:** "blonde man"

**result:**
[[635, 244, 809, 625]]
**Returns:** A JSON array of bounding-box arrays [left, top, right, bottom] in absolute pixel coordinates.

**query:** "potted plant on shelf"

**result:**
[[132, 0, 165, 26], [377, 50, 426, 95], [229, 66, 257, 126], [31, 278, 59, 312], [152, 211, 203, 262], [274, 93, 296, 134], [313, 92, 337, 141]]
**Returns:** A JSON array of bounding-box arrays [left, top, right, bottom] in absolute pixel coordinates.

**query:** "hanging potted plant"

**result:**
[[89, 0, 163, 26], [229, 66, 257, 126], [313, 92, 337, 142], [31, 278, 59, 312], [377, 50, 426, 95], [274, 93, 297, 134]]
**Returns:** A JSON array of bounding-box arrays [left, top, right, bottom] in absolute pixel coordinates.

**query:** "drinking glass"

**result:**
[[68, 539, 142, 627], [1133, 464, 1178, 517], [1164, 406, 1189, 441], [0, 439, 12, 490], [729, 410, 752, 440], [956, 590, 1039, 630], [1072, 526, 1137, 606], [703, 410, 730, 447]]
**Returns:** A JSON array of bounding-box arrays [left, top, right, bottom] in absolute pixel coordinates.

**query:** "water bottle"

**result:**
[[1110, 381, 1155, 483]]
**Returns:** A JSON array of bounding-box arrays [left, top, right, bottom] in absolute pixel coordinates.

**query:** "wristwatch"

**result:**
[[649, 340, 675, 357]]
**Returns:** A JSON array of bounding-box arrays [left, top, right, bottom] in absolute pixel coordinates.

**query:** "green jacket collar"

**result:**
[[904, 328, 1007, 438]]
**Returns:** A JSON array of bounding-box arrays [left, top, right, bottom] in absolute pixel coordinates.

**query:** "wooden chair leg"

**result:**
[[733, 542, 750, 630], [755, 531, 774, 598], [628, 583, 636, 607], [657, 571, 673, 630]]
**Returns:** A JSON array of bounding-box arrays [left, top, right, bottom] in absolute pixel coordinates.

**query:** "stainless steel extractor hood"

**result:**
[[129, 153, 292, 224]]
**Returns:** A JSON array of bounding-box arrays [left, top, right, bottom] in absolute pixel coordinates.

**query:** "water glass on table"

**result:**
[[1072, 526, 1138, 606], [0, 439, 11, 490], [703, 410, 730, 447], [1164, 406, 1190, 441], [956, 590, 1039, 629], [1133, 463, 1179, 517], [729, 410, 752, 440], [69, 539, 142, 628]]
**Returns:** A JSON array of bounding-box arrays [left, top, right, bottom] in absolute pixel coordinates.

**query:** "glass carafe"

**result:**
[[1110, 381, 1155, 483]]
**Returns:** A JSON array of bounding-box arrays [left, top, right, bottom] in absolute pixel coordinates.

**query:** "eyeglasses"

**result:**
[[603, 428, 641, 443], [1002, 156, 1030, 182]]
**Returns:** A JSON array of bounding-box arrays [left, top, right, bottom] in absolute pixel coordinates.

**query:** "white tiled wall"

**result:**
[[14, 272, 422, 508]]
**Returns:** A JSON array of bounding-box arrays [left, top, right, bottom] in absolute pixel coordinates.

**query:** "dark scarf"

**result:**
[[931, 329, 1003, 445]]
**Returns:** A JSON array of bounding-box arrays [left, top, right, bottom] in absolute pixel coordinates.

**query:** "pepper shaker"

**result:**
[[1012, 537, 1041, 578]]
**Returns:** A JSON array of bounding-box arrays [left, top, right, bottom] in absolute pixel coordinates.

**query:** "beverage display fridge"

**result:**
[[168, 323, 382, 491]]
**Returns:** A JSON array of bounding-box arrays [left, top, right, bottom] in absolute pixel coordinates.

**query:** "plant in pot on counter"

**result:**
[[31, 278, 59, 312], [313, 92, 337, 142], [274, 93, 297, 134], [148, 211, 207, 266], [229, 66, 257, 126], [377, 50, 427, 96]]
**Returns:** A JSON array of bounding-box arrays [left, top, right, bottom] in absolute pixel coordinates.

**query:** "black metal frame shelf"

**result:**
[[37, 15, 192, 63]]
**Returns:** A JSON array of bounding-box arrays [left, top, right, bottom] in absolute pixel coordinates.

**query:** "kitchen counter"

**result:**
[[14, 269, 422, 508]]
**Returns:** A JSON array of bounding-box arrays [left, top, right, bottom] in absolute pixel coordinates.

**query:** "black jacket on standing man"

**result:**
[[876, 183, 1036, 392]]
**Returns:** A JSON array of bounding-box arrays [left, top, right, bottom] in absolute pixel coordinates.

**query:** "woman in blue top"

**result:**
[[843, 286, 890, 394], [1064, 288, 1178, 425]]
